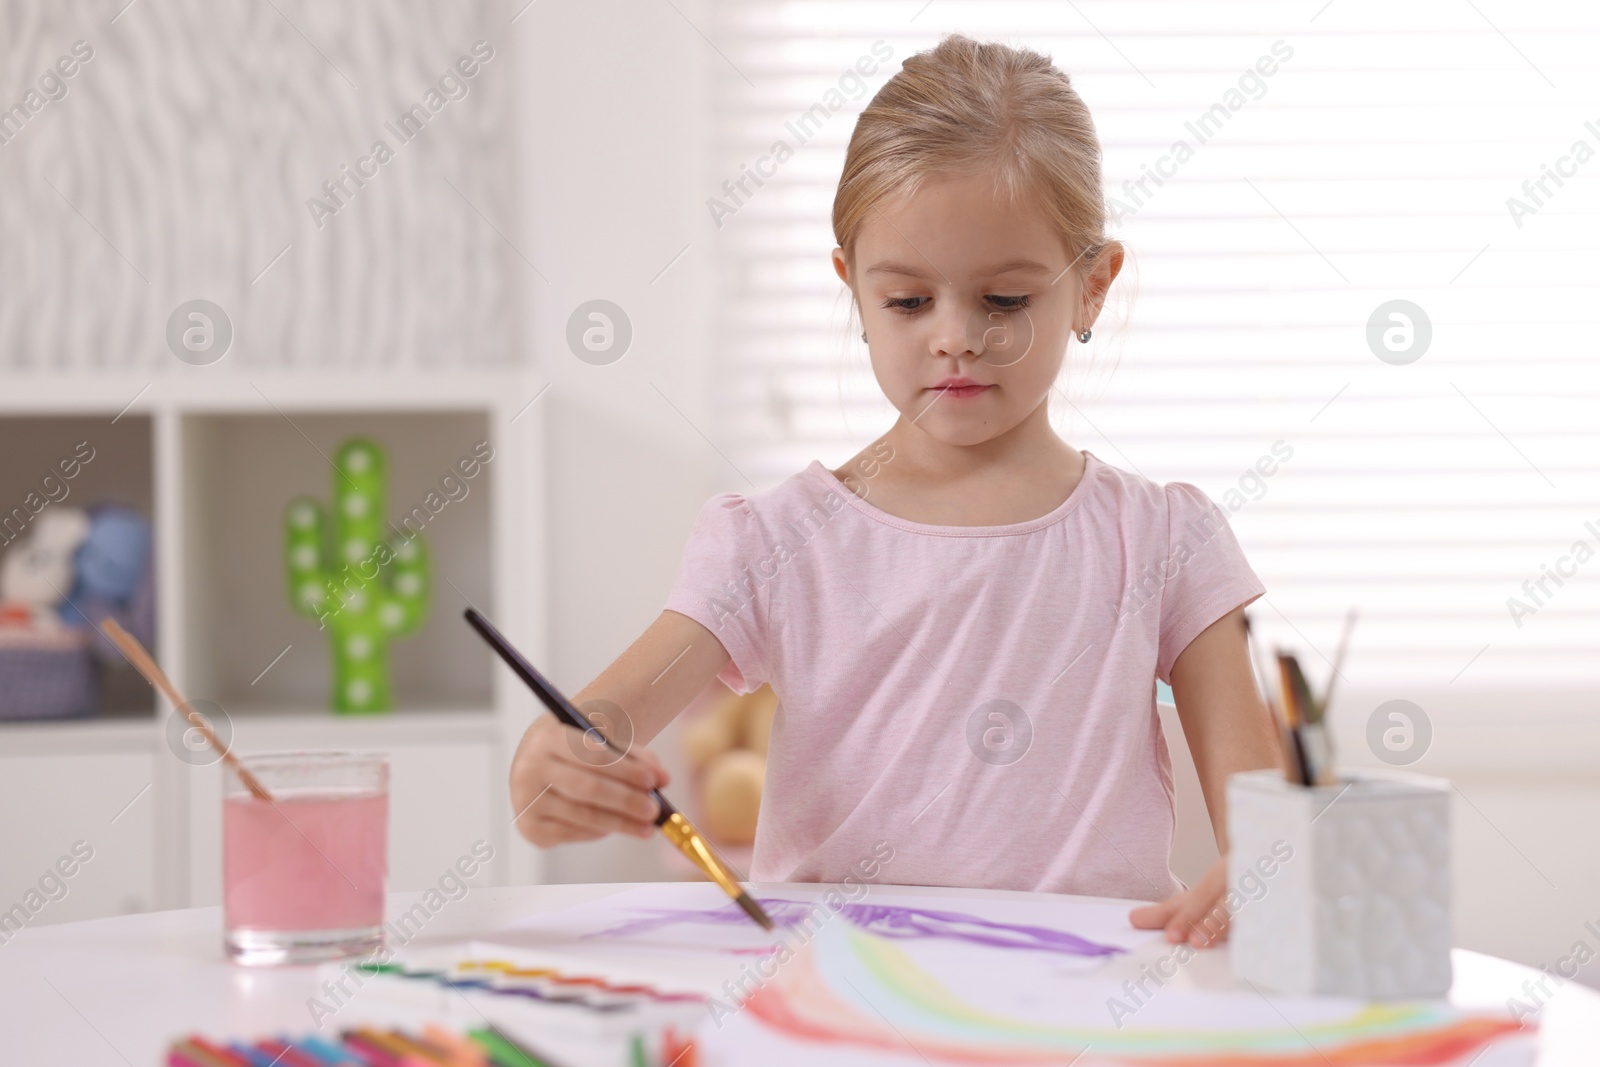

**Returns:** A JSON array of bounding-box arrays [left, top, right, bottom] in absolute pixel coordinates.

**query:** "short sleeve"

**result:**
[[1155, 482, 1266, 684], [663, 493, 772, 694]]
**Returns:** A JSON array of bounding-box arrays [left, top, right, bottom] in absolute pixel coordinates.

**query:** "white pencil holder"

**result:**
[[1226, 768, 1452, 998]]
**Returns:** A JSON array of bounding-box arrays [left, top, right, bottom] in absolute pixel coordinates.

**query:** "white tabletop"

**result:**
[[5, 882, 1597, 1065]]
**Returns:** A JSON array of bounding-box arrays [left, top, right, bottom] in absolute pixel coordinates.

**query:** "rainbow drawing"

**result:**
[[740, 926, 1529, 1066], [590, 897, 1125, 959]]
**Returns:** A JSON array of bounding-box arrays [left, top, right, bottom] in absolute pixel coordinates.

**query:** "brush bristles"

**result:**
[[735, 892, 774, 931]]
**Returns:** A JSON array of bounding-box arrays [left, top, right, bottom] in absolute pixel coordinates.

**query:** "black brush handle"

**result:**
[[464, 608, 676, 825]]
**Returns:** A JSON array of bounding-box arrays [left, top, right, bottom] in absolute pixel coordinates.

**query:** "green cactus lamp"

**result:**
[[283, 437, 431, 714]]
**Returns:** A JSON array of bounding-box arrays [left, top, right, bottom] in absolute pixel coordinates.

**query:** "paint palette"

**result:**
[[322, 948, 710, 1040]]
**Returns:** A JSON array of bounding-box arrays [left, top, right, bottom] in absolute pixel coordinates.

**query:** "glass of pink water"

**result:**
[[223, 751, 388, 966]]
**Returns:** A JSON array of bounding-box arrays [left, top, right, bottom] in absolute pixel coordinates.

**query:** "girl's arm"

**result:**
[[508, 609, 731, 847], [1130, 604, 1283, 944]]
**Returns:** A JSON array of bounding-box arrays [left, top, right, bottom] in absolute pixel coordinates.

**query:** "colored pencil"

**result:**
[[169, 1041, 246, 1067], [256, 1041, 328, 1067], [422, 1025, 490, 1067], [298, 1035, 365, 1065], [343, 1032, 404, 1067], [467, 1026, 568, 1067], [660, 1027, 696, 1067]]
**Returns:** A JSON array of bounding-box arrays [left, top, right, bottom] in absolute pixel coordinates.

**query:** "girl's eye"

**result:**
[[881, 296, 927, 314], [878, 294, 1032, 315]]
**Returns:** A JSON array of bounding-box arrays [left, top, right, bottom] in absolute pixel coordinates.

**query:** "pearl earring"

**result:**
[[861, 330, 868, 342], [1077, 328, 1092, 343]]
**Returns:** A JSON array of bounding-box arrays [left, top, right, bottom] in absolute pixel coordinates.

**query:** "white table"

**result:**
[[5, 882, 1597, 1064]]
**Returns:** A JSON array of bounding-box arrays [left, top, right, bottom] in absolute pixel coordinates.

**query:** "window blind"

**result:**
[[703, 0, 1600, 693]]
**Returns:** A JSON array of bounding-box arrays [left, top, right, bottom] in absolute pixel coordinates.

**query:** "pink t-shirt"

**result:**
[[664, 451, 1264, 901]]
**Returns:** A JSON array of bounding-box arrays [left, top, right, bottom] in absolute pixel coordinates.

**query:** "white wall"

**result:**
[[0, 0, 516, 370], [1331, 688, 1600, 986], [513, 0, 719, 884]]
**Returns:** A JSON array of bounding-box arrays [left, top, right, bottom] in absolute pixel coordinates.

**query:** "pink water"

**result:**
[[223, 791, 387, 932]]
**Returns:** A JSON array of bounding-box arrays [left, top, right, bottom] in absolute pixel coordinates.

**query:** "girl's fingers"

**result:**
[[539, 814, 620, 845], [556, 739, 666, 792], [1129, 887, 1230, 947], [635, 747, 670, 788], [514, 769, 656, 843], [1128, 896, 1180, 930], [549, 761, 662, 825], [532, 815, 600, 845], [535, 793, 656, 841], [510, 717, 670, 846], [1190, 908, 1230, 947], [1167, 897, 1230, 947], [1149, 858, 1232, 947]]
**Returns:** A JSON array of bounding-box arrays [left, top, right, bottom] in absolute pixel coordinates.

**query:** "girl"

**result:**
[[511, 33, 1281, 948]]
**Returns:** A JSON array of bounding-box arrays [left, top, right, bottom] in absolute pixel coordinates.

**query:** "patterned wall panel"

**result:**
[[0, 0, 519, 373]]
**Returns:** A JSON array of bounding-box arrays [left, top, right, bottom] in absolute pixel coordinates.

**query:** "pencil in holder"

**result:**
[[1226, 768, 1452, 998]]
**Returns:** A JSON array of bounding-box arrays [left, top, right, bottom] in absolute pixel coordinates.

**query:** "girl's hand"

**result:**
[[1139, 605, 1284, 948], [510, 715, 671, 846], [505, 609, 731, 848], [1128, 855, 1231, 948]]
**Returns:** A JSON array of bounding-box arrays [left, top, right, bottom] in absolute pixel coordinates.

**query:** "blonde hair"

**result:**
[[833, 33, 1112, 293]]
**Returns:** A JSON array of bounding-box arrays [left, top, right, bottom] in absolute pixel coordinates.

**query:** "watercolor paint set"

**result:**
[[347, 953, 710, 1030], [318, 951, 710, 1041]]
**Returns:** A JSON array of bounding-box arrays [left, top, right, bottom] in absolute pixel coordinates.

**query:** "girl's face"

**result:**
[[834, 171, 1110, 448]]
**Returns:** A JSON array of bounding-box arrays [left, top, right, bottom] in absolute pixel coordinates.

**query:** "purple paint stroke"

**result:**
[[588, 898, 1124, 958]]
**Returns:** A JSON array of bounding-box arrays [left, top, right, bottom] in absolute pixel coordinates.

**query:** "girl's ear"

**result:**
[[831, 247, 851, 285], [1082, 241, 1125, 318]]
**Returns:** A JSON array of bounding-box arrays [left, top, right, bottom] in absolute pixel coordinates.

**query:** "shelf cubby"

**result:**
[[0, 413, 157, 721], [179, 409, 495, 717], [0, 372, 547, 914]]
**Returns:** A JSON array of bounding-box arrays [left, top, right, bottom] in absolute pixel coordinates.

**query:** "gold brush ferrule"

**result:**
[[659, 811, 746, 900]]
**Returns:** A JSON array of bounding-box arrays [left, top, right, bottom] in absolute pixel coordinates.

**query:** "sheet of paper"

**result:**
[[472, 882, 1155, 995], [695, 918, 1536, 1066], [404, 882, 1534, 1066]]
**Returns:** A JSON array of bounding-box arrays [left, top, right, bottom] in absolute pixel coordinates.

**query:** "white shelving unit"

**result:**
[[0, 370, 549, 920]]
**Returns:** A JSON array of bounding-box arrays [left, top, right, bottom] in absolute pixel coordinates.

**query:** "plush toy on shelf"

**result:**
[[0, 503, 156, 721], [0, 508, 95, 719], [283, 437, 431, 714], [0, 508, 91, 632], [681, 682, 776, 847], [61, 503, 156, 663]]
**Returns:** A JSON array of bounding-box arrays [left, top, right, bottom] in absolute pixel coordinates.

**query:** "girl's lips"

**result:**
[[929, 383, 992, 399]]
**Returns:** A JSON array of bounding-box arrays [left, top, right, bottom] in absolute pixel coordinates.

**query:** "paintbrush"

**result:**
[[1282, 653, 1316, 729], [463, 608, 774, 931], [1244, 615, 1306, 785], [1275, 651, 1314, 786], [100, 619, 273, 802], [1316, 607, 1358, 723], [1281, 652, 1335, 786]]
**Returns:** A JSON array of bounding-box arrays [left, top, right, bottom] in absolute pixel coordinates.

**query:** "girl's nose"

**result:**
[[930, 302, 980, 361]]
